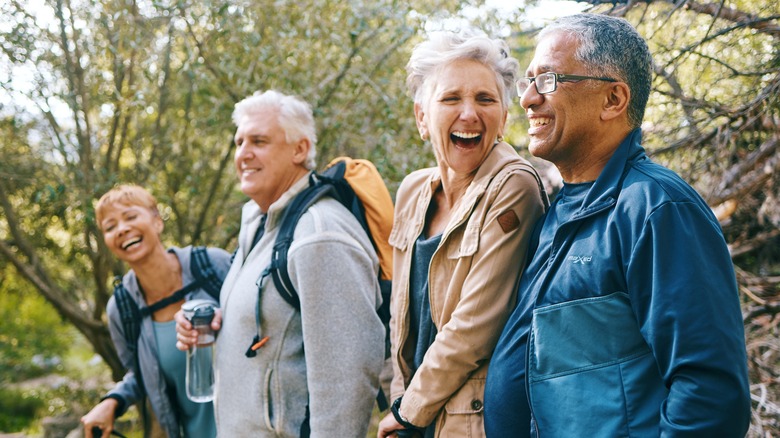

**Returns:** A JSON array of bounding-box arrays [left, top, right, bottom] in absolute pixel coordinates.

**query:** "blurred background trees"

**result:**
[[1, 0, 777, 435]]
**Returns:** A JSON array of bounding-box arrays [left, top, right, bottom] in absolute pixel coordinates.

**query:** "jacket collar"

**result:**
[[576, 128, 646, 218], [239, 171, 313, 252], [423, 142, 521, 229]]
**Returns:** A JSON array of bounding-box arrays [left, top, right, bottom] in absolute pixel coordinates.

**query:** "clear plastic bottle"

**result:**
[[182, 299, 216, 403]]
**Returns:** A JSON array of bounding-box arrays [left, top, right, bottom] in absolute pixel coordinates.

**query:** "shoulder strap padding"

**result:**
[[270, 176, 336, 310], [113, 276, 142, 356], [269, 158, 395, 311], [190, 246, 222, 300]]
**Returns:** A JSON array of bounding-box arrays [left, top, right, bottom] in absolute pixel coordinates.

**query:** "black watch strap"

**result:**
[[391, 396, 420, 430]]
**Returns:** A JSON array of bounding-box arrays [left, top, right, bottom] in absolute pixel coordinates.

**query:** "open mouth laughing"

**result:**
[[451, 131, 482, 148], [121, 237, 142, 250]]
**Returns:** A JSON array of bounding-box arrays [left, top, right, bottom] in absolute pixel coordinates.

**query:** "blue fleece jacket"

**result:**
[[485, 129, 751, 437]]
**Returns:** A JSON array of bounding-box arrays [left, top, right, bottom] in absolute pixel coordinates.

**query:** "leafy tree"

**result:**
[[0, 0, 479, 381], [0, 268, 72, 382]]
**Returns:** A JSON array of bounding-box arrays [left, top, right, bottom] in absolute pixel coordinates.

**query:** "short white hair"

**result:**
[[406, 28, 519, 109], [232, 90, 318, 169]]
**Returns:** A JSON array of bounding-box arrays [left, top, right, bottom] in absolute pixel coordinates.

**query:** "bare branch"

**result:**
[[712, 137, 780, 205], [654, 65, 701, 134], [730, 228, 780, 258], [0, 238, 102, 332], [599, 0, 780, 37], [193, 139, 235, 244], [149, 18, 176, 170], [178, 6, 240, 103], [683, 1, 780, 37]]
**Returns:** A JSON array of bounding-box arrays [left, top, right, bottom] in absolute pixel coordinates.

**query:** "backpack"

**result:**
[[250, 156, 394, 411], [112, 246, 223, 357], [270, 157, 393, 326]]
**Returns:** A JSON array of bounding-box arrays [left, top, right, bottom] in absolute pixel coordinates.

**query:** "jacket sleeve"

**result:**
[[388, 172, 420, 402], [627, 201, 751, 436], [288, 210, 385, 438], [206, 247, 233, 283], [104, 296, 144, 417], [401, 169, 546, 426]]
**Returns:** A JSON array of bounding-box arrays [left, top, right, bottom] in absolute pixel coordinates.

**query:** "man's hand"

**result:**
[[175, 307, 222, 351]]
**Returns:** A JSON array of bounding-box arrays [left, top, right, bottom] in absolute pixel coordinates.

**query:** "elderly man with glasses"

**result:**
[[484, 13, 751, 438]]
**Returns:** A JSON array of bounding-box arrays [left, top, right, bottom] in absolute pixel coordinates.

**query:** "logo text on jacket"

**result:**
[[567, 255, 592, 264]]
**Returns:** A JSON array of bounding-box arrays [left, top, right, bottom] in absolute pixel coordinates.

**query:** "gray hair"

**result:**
[[539, 13, 653, 129], [232, 90, 318, 169], [406, 28, 520, 109]]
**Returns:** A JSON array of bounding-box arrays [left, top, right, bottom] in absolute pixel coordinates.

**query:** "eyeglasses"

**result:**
[[516, 72, 617, 96]]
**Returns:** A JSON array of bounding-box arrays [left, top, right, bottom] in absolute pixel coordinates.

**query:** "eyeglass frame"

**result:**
[[516, 72, 618, 96]]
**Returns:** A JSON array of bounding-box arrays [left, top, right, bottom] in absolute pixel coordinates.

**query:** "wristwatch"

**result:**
[[391, 396, 419, 430]]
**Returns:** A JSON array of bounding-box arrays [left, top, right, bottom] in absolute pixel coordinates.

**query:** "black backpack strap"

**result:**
[[265, 168, 392, 412], [113, 276, 142, 356], [138, 281, 204, 317], [112, 276, 151, 429], [134, 246, 221, 318], [190, 246, 222, 300], [269, 174, 336, 310]]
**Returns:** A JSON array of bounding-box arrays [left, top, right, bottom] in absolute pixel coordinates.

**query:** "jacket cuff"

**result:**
[[100, 393, 127, 418], [392, 397, 421, 430]]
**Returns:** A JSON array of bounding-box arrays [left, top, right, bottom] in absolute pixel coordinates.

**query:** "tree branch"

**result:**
[[682, 2, 780, 37], [712, 137, 779, 205], [193, 139, 235, 244], [178, 5, 240, 103]]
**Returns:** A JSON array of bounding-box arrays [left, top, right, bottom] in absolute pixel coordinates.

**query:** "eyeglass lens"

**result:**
[[516, 73, 557, 96]]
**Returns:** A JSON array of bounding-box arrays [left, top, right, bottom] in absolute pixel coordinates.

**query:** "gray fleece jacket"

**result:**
[[215, 173, 385, 437]]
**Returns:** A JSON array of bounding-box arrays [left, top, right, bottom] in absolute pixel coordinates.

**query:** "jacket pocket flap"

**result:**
[[442, 224, 480, 259], [443, 377, 485, 414]]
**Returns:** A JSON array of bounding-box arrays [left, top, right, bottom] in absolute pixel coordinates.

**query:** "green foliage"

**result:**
[[0, 387, 45, 432], [0, 284, 115, 432], [0, 0, 519, 381], [0, 276, 72, 383]]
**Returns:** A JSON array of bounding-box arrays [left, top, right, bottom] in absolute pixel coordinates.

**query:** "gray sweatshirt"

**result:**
[[215, 173, 385, 437]]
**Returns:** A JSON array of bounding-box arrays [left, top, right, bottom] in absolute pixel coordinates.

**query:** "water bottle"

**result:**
[[182, 299, 216, 403]]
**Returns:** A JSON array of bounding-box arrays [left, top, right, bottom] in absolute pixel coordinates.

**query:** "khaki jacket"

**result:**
[[388, 142, 547, 437]]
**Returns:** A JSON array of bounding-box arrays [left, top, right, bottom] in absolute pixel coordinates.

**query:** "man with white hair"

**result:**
[[177, 90, 385, 437]]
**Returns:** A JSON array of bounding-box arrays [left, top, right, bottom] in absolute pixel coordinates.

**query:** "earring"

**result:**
[[420, 133, 428, 141], [497, 135, 504, 143]]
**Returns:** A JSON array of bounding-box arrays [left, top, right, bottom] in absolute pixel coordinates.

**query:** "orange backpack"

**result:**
[[256, 156, 394, 409]]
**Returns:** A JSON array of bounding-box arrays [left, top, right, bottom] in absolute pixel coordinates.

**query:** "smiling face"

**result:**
[[416, 58, 508, 175], [520, 32, 609, 171], [233, 107, 310, 211], [100, 202, 164, 264]]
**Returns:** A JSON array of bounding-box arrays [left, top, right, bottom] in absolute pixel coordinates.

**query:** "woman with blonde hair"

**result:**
[[81, 185, 231, 437]]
